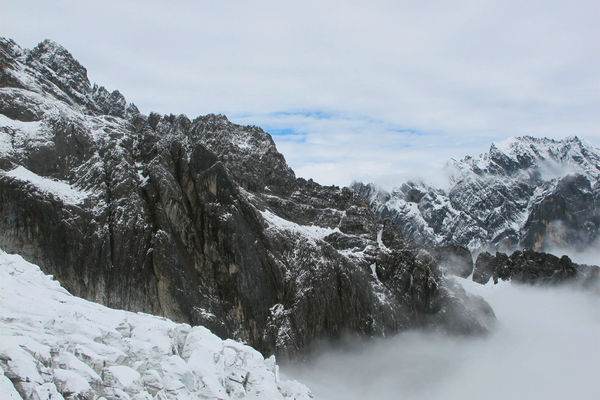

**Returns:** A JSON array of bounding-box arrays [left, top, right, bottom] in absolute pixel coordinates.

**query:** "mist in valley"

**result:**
[[547, 241, 600, 267], [284, 278, 600, 400]]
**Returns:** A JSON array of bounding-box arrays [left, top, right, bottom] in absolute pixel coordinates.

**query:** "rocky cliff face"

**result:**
[[473, 249, 599, 289], [0, 37, 494, 357], [355, 136, 600, 253]]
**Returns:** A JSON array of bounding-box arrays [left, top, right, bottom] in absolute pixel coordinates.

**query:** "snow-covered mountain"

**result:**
[[0, 250, 311, 400], [354, 136, 600, 252], [0, 36, 494, 360], [1, 36, 599, 400]]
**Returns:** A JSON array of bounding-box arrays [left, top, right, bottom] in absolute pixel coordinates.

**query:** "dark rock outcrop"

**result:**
[[520, 174, 600, 251], [473, 251, 510, 284], [473, 249, 599, 287], [0, 37, 494, 357]]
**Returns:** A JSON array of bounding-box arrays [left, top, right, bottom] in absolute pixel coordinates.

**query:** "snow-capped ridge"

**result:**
[[28, 38, 90, 88], [1, 36, 138, 119], [453, 135, 600, 180], [358, 135, 600, 252]]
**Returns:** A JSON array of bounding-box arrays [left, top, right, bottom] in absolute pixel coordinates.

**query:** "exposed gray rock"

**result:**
[[520, 174, 600, 251], [473, 249, 599, 287]]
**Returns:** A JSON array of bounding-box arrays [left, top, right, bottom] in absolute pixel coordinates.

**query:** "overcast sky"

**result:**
[[3, 0, 600, 187]]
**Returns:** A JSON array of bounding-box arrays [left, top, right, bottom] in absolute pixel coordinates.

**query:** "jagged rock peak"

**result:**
[[0, 36, 138, 118], [0, 37, 24, 60], [91, 84, 133, 117], [195, 113, 231, 124], [356, 135, 600, 252], [28, 38, 90, 88], [450, 135, 600, 180]]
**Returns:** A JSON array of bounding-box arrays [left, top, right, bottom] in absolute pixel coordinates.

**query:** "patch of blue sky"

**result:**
[[235, 108, 432, 139], [265, 127, 297, 136], [267, 128, 307, 143], [269, 110, 335, 120]]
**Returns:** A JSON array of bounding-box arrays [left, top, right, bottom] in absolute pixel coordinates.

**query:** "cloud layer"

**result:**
[[3, 0, 600, 186], [284, 278, 600, 400]]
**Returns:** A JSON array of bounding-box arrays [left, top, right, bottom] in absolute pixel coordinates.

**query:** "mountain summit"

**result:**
[[0, 37, 493, 358]]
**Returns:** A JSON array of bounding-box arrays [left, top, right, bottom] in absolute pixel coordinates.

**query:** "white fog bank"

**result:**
[[284, 278, 600, 400]]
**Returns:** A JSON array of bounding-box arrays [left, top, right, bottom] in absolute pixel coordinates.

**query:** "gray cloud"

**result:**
[[2, 0, 600, 187]]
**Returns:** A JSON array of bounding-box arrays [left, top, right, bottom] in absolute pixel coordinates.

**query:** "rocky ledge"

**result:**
[[473, 249, 599, 289]]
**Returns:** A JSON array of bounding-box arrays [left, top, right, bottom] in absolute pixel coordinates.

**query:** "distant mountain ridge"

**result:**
[[354, 135, 600, 252]]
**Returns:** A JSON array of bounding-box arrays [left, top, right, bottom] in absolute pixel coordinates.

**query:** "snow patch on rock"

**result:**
[[2, 166, 89, 205], [0, 114, 51, 155], [261, 208, 339, 243]]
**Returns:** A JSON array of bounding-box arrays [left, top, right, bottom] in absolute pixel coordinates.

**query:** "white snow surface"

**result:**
[[1, 166, 89, 205], [0, 250, 312, 400], [0, 114, 51, 155], [261, 209, 339, 243]]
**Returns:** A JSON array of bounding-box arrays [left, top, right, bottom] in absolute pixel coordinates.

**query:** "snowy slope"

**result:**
[[1, 166, 89, 205], [260, 209, 340, 244], [356, 136, 600, 252], [0, 250, 312, 400]]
